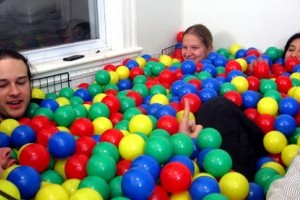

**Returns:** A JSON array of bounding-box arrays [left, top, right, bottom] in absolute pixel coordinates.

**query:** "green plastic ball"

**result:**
[[78, 176, 109, 200], [144, 136, 173, 164], [59, 87, 75, 98], [88, 102, 110, 121], [54, 105, 77, 127], [88, 83, 103, 97], [109, 176, 123, 198], [169, 133, 194, 157], [41, 169, 64, 185], [87, 154, 116, 182], [197, 127, 222, 149], [95, 70, 111, 85], [92, 142, 120, 162]]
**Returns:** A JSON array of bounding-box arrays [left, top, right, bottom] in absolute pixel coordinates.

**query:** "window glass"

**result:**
[[0, 0, 101, 52]]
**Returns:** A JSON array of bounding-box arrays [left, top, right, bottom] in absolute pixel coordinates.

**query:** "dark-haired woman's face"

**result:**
[[285, 38, 300, 61]]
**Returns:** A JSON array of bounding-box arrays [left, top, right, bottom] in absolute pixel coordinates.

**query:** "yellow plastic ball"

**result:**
[[1, 164, 18, 180], [0, 119, 20, 136], [57, 126, 71, 133], [159, 54, 173, 67], [83, 103, 91, 111], [118, 133, 145, 161], [31, 87, 46, 99], [261, 161, 286, 176], [54, 158, 67, 180], [135, 57, 147, 68], [287, 86, 297, 97], [56, 97, 71, 106], [109, 71, 120, 84], [193, 161, 200, 175], [0, 179, 21, 200], [128, 114, 153, 135], [92, 117, 113, 135], [263, 130, 287, 154], [170, 190, 191, 200], [35, 184, 69, 200], [62, 179, 81, 196], [172, 58, 181, 64], [229, 44, 242, 56], [176, 110, 195, 123], [231, 76, 249, 93], [219, 172, 249, 200], [120, 130, 130, 135], [193, 172, 215, 180], [150, 93, 169, 105], [281, 144, 300, 167], [69, 188, 103, 200], [292, 87, 300, 101], [116, 65, 130, 80], [93, 93, 107, 103], [257, 97, 278, 116], [235, 58, 248, 72], [290, 72, 300, 80]]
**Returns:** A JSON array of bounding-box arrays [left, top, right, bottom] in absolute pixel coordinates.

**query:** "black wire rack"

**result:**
[[31, 72, 70, 94], [161, 45, 176, 56]]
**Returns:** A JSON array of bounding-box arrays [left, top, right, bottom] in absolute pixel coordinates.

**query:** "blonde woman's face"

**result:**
[[182, 33, 212, 63]]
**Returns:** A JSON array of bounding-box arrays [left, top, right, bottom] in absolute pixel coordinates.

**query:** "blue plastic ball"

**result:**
[[0, 132, 11, 147], [213, 55, 228, 67], [40, 99, 59, 112], [201, 59, 213, 65], [155, 105, 177, 119], [141, 54, 151, 61], [7, 166, 41, 199], [198, 88, 218, 103], [169, 155, 195, 174], [126, 59, 139, 69], [207, 52, 219, 61], [279, 97, 300, 116], [189, 176, 220, 200], [181, 60, 197, 75], [202, 64, 217, 77], [131, 155, 161, 180], [118, 79, 133, 91], [11, 125, 36, 148], [121, 167, 155, 200], [235, 49, 247, 58], [201, 78, 221, 93], [247, 182, 265, 200], [178, 83, 198, 98], [274, 114, 297, 137], [145, 103, 162, 116], [48, 131, 76, 158], [256, 156, 273, 170], [190, 138, 200, 160], [242, 90, 260, 109], [170, 80, 185, 96], [246, 55, 258, 64], [226, 69, 245, 82], [293, 64, 300, 72], [74, 88, 92, 102]]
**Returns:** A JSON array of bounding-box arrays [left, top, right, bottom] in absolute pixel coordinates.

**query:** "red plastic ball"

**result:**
[[109, 112, 123, 126], [169, 102, 182, 113], [225, 60, 242, 75], [65, 154, 88, 180], [105, 89, 118, 96], [160, 162, 192, 193], [254, 114, 275, 134], [285, 57, 300, 72], [294, 110, 300, 126], [18, 143, 51, 173], [126, 90, 144, 106], [180, 93, 202, 113], [176, 31, 184, 43], [70, 118, 94, 137], [188, 78, 202, 90], [156, 115, 179, 135], [100, 128, 124, 147], [244, 108, 260, 121], [247, 76, 260, 91], [252, 60, 270, 79], [103, 64, 117, 71], [36, 125, 59, 147], [223, 91, 243, 107], [271, 63, 287, 77], [30, 115, 54, 133], [148, 185, 169, 200], [18, 117, 31, 125], [158, 69, 176, 88], [75, 136, 97, 157], [102, 95, 121, 114], [275, 75, 293, 94], [77, 82, 90, 89], [174, 68, 183, 80], [246, 48, 261, 57], [116, 159, 132, 176], [130, 67, 145, 80]]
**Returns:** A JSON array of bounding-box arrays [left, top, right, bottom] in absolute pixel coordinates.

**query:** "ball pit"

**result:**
[[2, 36, 300, 199]]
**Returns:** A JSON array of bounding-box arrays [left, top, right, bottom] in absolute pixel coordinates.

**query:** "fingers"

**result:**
[[182, 98, 190, 122]]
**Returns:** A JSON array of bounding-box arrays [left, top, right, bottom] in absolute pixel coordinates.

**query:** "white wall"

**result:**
[[136, 0, 300, 54]]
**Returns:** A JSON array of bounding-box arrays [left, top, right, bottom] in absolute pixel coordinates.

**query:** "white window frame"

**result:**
[[23, 0, 141, 74]]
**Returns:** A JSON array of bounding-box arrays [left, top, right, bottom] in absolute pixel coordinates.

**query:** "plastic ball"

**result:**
[[281, 144, 300, 167], [257, 97, 278, 116], [92, 141, 120, 162], [0, 179, 21, 200], [61, 179, 80, 196], [128, 114, 153, 135], [88, 102, 110, 120], [109, 176, 124, 198], [254, 167, 279, 188], [203, 149, 232, 178], [48, 131, 76, 158], [203, 193, 228, 200], [263, 130, 288, 154], [197, 127, 222, 149], [41, 169, 64, 185], [279, 97, 299, 116], [169, 133, 194, 157], [261, 161, 285, 176], [144, 136, 173, 164], [274, 114, 297, 137], [10, 124, 36, 148], [7, 165, 41, 199], [241, 90, 260, 109], [159, 54, 173, 67], [148, 185, 169, 200], [78, 176, 109, 200], [35, 183, 69, 200], [65, 154, 88, 179], [0, 119, 20, 136], [95, 69, 110, 85], [231, 76, 249, 93], [160, 162, 192, 193], [252, 60, 271, 79], [247, 182, 265, 200], [18, 143, 51, 173], [54, 105, 77, 127], [219, 172, 249, 200], [229, 44, 242, 56], [131, 155, 161, 180], [259, 79, 278, 95], [156, 115, 179, 135], [31, 87, 46, 99], [86, 154, 116, 181], [92, 117, 113, 135], [255, 114, 275, 134], [55, 97, 71, 106], [121, 167, 155, 200], [69, 188, 103, 200], [118, 134, 145, 161], [181, 60, 197, 75], [40, 99, 59, 112], [189, 176, 220, 200], [116, 65, 130, 80]]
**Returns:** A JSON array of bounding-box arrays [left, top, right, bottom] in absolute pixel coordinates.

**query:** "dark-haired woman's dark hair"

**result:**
[[284, 33, 300, 57], [0, 49, 32, 81]]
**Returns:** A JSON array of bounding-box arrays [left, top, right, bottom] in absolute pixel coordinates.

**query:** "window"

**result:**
[[0, 0, 107, 62]]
